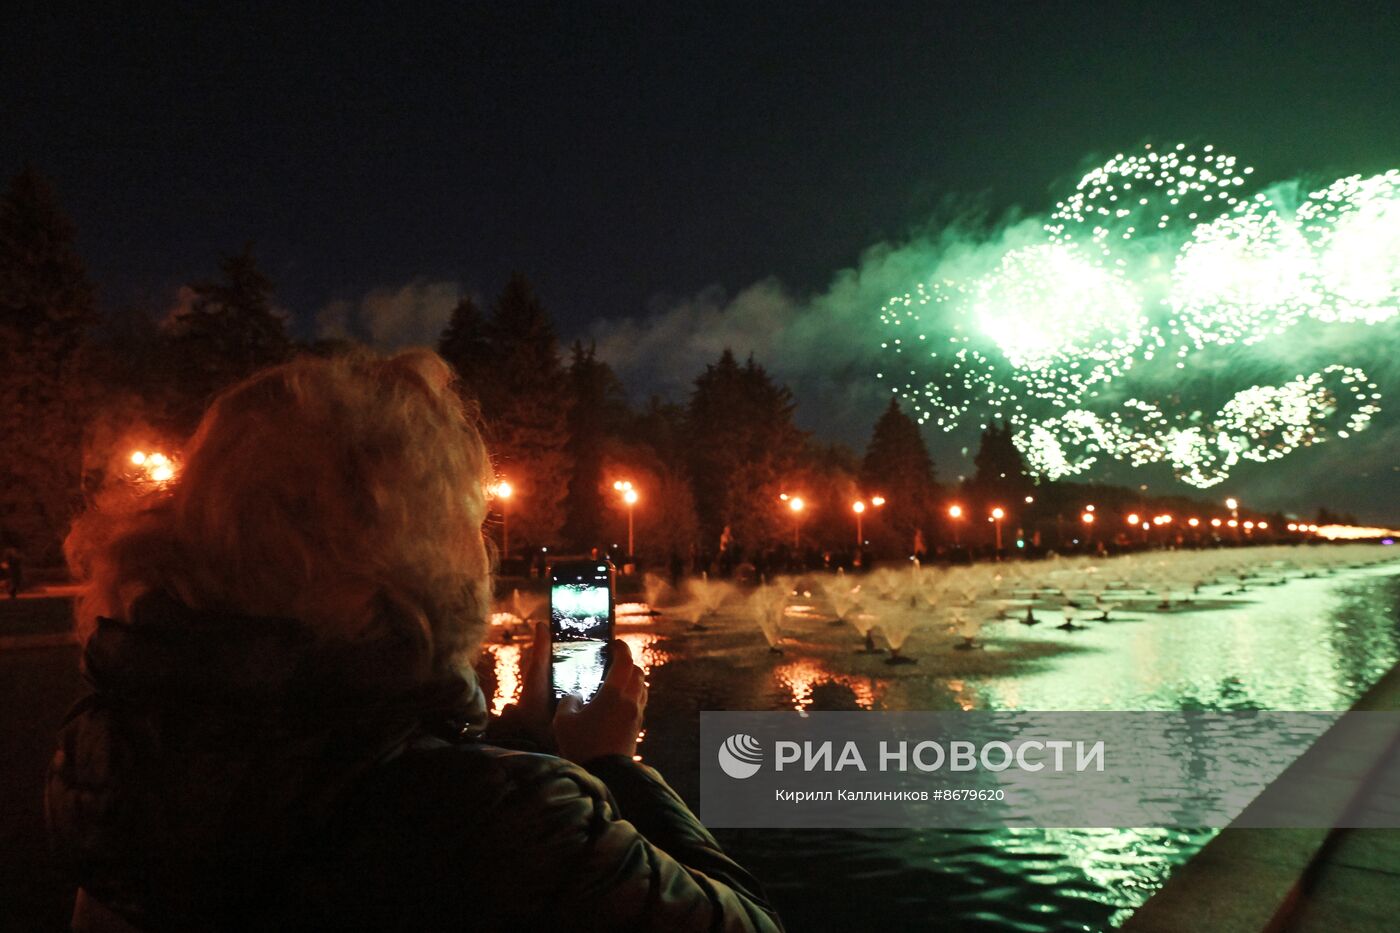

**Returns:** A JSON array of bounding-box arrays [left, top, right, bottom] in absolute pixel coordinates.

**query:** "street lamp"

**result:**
[[948, 504, 965, 547], [783, 495, 806, 549], [612, 480, 639, 558], [990, 506, 1005, 554], [129, 449, 177, 485], [490, 479, 514, 556]]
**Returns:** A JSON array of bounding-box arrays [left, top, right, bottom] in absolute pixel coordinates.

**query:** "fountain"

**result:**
[[1055, 602, 1087, 631], [875, 599, 922, 665], [846, 608, 885, 654], [945, 604, 988, 651], [641, 572, 670, 615], [820, 570, 862, 627], [496, 588, 546, 641], [682, 572, 731, 631], [748, 583, 788, 653]]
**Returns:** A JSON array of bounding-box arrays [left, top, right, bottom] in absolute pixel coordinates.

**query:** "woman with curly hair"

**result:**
[[50, 349, 781, 931]]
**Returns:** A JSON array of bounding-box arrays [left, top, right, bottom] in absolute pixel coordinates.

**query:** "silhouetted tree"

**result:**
[[562, 341, 629, 551], [970, 422, 1032, 506], [161, 244, 290, 431], [461, 274, 573, 550], [687, 349, 805, 551], [861, 399, 940, 552], [437, 295, 494, 399], [0, 167, 97, 561]]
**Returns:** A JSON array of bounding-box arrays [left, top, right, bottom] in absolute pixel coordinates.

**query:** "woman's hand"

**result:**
[[492, 620, 556, 750], [553, 639, 648, 763]]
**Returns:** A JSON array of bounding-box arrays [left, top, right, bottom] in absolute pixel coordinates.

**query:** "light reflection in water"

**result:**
[[616, 601, 654, 624], [480, 625, 675, 716], [618, 631, 671, 675], [711, 566, 1400, 931], [773, 658, 881, 711], [478, 568, 1400, 932], [482, 642, 522, 717]]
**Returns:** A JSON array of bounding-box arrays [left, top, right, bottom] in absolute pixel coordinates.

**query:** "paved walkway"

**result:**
[[1125, 664, 1400, 933]]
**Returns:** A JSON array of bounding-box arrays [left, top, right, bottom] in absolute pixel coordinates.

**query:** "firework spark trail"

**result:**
[[878, 144, 1396, 488]]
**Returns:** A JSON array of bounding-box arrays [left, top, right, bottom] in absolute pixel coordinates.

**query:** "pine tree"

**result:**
[[474, 274, 573, 550], [860, 399, 939, 550], [687, 349, 805, 550], [161, 244, 290, 431], [971, 422, 1032, 507], [437, 295, 494, 403], [0, 167, 97, 561], [561, 341, 629, 551]]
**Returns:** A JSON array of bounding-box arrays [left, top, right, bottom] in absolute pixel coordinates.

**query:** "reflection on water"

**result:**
[[480, 564, 1400, 932], [481, 642, 521, 717], [773, 658, 882, 711], [617, 630, 671, 675]]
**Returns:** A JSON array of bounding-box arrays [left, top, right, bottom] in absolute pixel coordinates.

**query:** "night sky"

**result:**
[[6, 2, 1400, 519]]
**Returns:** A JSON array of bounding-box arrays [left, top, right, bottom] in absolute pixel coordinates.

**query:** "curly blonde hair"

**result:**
[[65, 349, 493, 681]]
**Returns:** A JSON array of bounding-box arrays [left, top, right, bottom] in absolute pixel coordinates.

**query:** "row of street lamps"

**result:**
[[487, 476, 641, 557], [485, 477, 1298, 561]]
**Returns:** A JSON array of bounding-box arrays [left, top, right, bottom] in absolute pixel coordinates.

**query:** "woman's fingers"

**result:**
[[526, 620, 551, 686]]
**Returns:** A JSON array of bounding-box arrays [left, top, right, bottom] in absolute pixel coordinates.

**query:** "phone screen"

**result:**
[[550, 561, 614, 702]]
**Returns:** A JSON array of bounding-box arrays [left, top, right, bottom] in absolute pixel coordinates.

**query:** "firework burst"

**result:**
[[878, 144, 1395, 488]]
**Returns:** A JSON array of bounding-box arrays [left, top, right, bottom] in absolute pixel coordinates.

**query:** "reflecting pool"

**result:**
[[481, 555, 1400, 931]]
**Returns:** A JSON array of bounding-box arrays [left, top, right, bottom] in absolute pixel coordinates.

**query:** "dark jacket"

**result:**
[[47, 593, 782, 931]]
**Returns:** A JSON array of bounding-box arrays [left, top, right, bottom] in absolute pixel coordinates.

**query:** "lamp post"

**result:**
[[948, 504, 964, 547], [787, 496, 806, 549], [491, 479, 514, 556], [990, 506, 1005, 556], [612, 480, 639, 560], [129, 449, 177, 486], [851, 495, 886, 552]]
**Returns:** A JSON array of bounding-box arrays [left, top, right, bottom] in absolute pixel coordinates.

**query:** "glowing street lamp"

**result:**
[[945, 503, 965, 547], [488, 479, 514, 554], [990, 506, 1006, 554], [129, 449, 177, 486], [851, 496, 885, 548], [780, 493, 807, 548], [1126, 512, 1140, 525], [612, 480, 640, 557]]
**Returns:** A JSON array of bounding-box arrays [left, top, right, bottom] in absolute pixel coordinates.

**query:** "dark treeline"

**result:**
[[0, 169, 1351, 568]]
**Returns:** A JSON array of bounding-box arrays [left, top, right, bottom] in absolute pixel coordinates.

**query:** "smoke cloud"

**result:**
[[317, 279, 463, 350]]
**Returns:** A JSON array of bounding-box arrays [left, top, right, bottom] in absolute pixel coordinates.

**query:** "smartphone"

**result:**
[[549, 559, 616, 703]]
